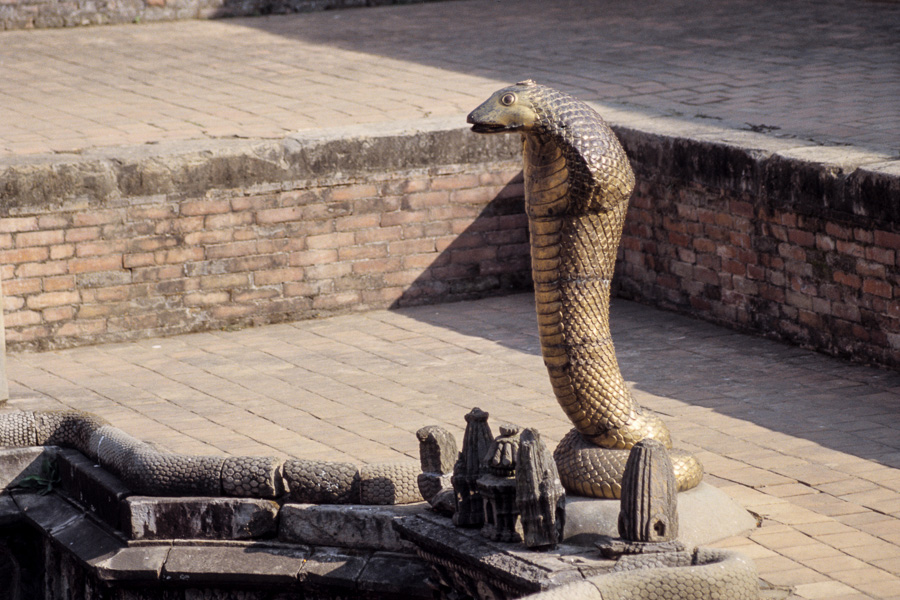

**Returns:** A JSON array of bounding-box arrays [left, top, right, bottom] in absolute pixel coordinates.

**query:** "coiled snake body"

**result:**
[[0, 409, 421, 505], [469, 81, 703, 498]]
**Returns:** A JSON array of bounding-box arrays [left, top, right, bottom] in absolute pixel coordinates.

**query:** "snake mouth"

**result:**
[[470, 123, 516, 134]]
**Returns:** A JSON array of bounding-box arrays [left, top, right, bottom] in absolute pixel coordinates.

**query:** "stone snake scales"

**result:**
[[0, 409, 421, 504], [468, 81, 703, 498]]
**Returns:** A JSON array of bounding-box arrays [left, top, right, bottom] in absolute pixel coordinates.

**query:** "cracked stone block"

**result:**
[[299, 547, 370, 593], [279, 503, 427, 552], [123, 496, 279, 540], [93, 546, 170, 582], [161, 544, 309, 585]]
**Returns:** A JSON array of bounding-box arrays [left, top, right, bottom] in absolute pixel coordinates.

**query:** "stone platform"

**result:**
[[564, 483, 758, 550]]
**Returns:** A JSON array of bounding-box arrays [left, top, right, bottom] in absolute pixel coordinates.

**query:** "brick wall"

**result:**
[[0, 123, 529, 351], [613, 131, 900, 368], [0, 167, 527, 350]]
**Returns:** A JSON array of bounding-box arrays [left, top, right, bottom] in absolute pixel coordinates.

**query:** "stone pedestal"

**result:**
[[563, 482, 758, 549]]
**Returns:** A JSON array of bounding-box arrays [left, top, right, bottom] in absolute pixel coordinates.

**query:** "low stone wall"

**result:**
[[0, 0, 432, 31], [1, 112, 898, 368], [613, 125, 900, 368], [0, 119, 528, 351]]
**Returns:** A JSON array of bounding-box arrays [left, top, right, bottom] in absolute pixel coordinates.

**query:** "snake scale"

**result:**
[[468, 81, 703, 499], [0, 409, 421, 504], [521, 548, 759, 600]]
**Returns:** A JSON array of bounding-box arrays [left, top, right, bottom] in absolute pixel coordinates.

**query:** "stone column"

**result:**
[[0, 274, 7, 403]]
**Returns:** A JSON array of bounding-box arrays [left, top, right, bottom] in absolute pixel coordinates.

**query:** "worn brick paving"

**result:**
[[5, 293, 900, 599], [1, 0, 898, 156]]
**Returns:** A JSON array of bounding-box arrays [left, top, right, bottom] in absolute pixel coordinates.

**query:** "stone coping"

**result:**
[[0, 446, 425, 546], [2, 109, 896, 226]]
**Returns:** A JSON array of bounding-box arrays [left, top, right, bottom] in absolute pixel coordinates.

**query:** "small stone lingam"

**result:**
[[596, 438, 684, 558]]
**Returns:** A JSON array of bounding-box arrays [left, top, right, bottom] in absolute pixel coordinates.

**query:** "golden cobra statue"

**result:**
[[468, 81, 703, 498]]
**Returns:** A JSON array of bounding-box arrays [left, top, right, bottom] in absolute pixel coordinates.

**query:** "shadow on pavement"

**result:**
[[397, 292, 900, 471], [390, 179, 532, 310]]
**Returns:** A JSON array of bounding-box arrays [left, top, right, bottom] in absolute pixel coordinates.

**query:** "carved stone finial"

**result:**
[[618, 438, 679, 544], [484, 423, 521, 476], [515, 428, 566, 549], [452, 408, 493, 527]]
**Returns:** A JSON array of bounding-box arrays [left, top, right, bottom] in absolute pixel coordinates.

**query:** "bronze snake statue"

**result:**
[[468, 81, 703, 498]]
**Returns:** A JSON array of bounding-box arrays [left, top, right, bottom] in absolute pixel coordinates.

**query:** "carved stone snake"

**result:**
[[0, 409, 421, 504], [468, 81, 703, 498]]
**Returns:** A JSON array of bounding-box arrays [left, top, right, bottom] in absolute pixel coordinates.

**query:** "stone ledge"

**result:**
[[0, 116, 519, 216], [279, 502, 429, 552], [0, 0, 444, 31], [2, 487, 432, 597], [3, 112, 896, 226]]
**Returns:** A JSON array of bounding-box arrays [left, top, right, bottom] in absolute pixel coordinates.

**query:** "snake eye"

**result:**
[[500, 93, 517, 106]]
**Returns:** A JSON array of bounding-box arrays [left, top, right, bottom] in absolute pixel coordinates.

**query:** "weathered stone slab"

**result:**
[[11, 488, 83, 535], [161, 544, 309, 585], [93, 546, 170, 582], [279, 502, 428, 552], [357, 551, 433, 598], [0, 446, 53, 491], [123, 495, 279, 540], [298, 546, 370, 593], [57, 448, 130, 530], [51, 511, 124, 567]]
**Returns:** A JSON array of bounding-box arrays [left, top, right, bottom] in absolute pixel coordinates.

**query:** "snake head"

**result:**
[[467, 80, 539, 134]]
